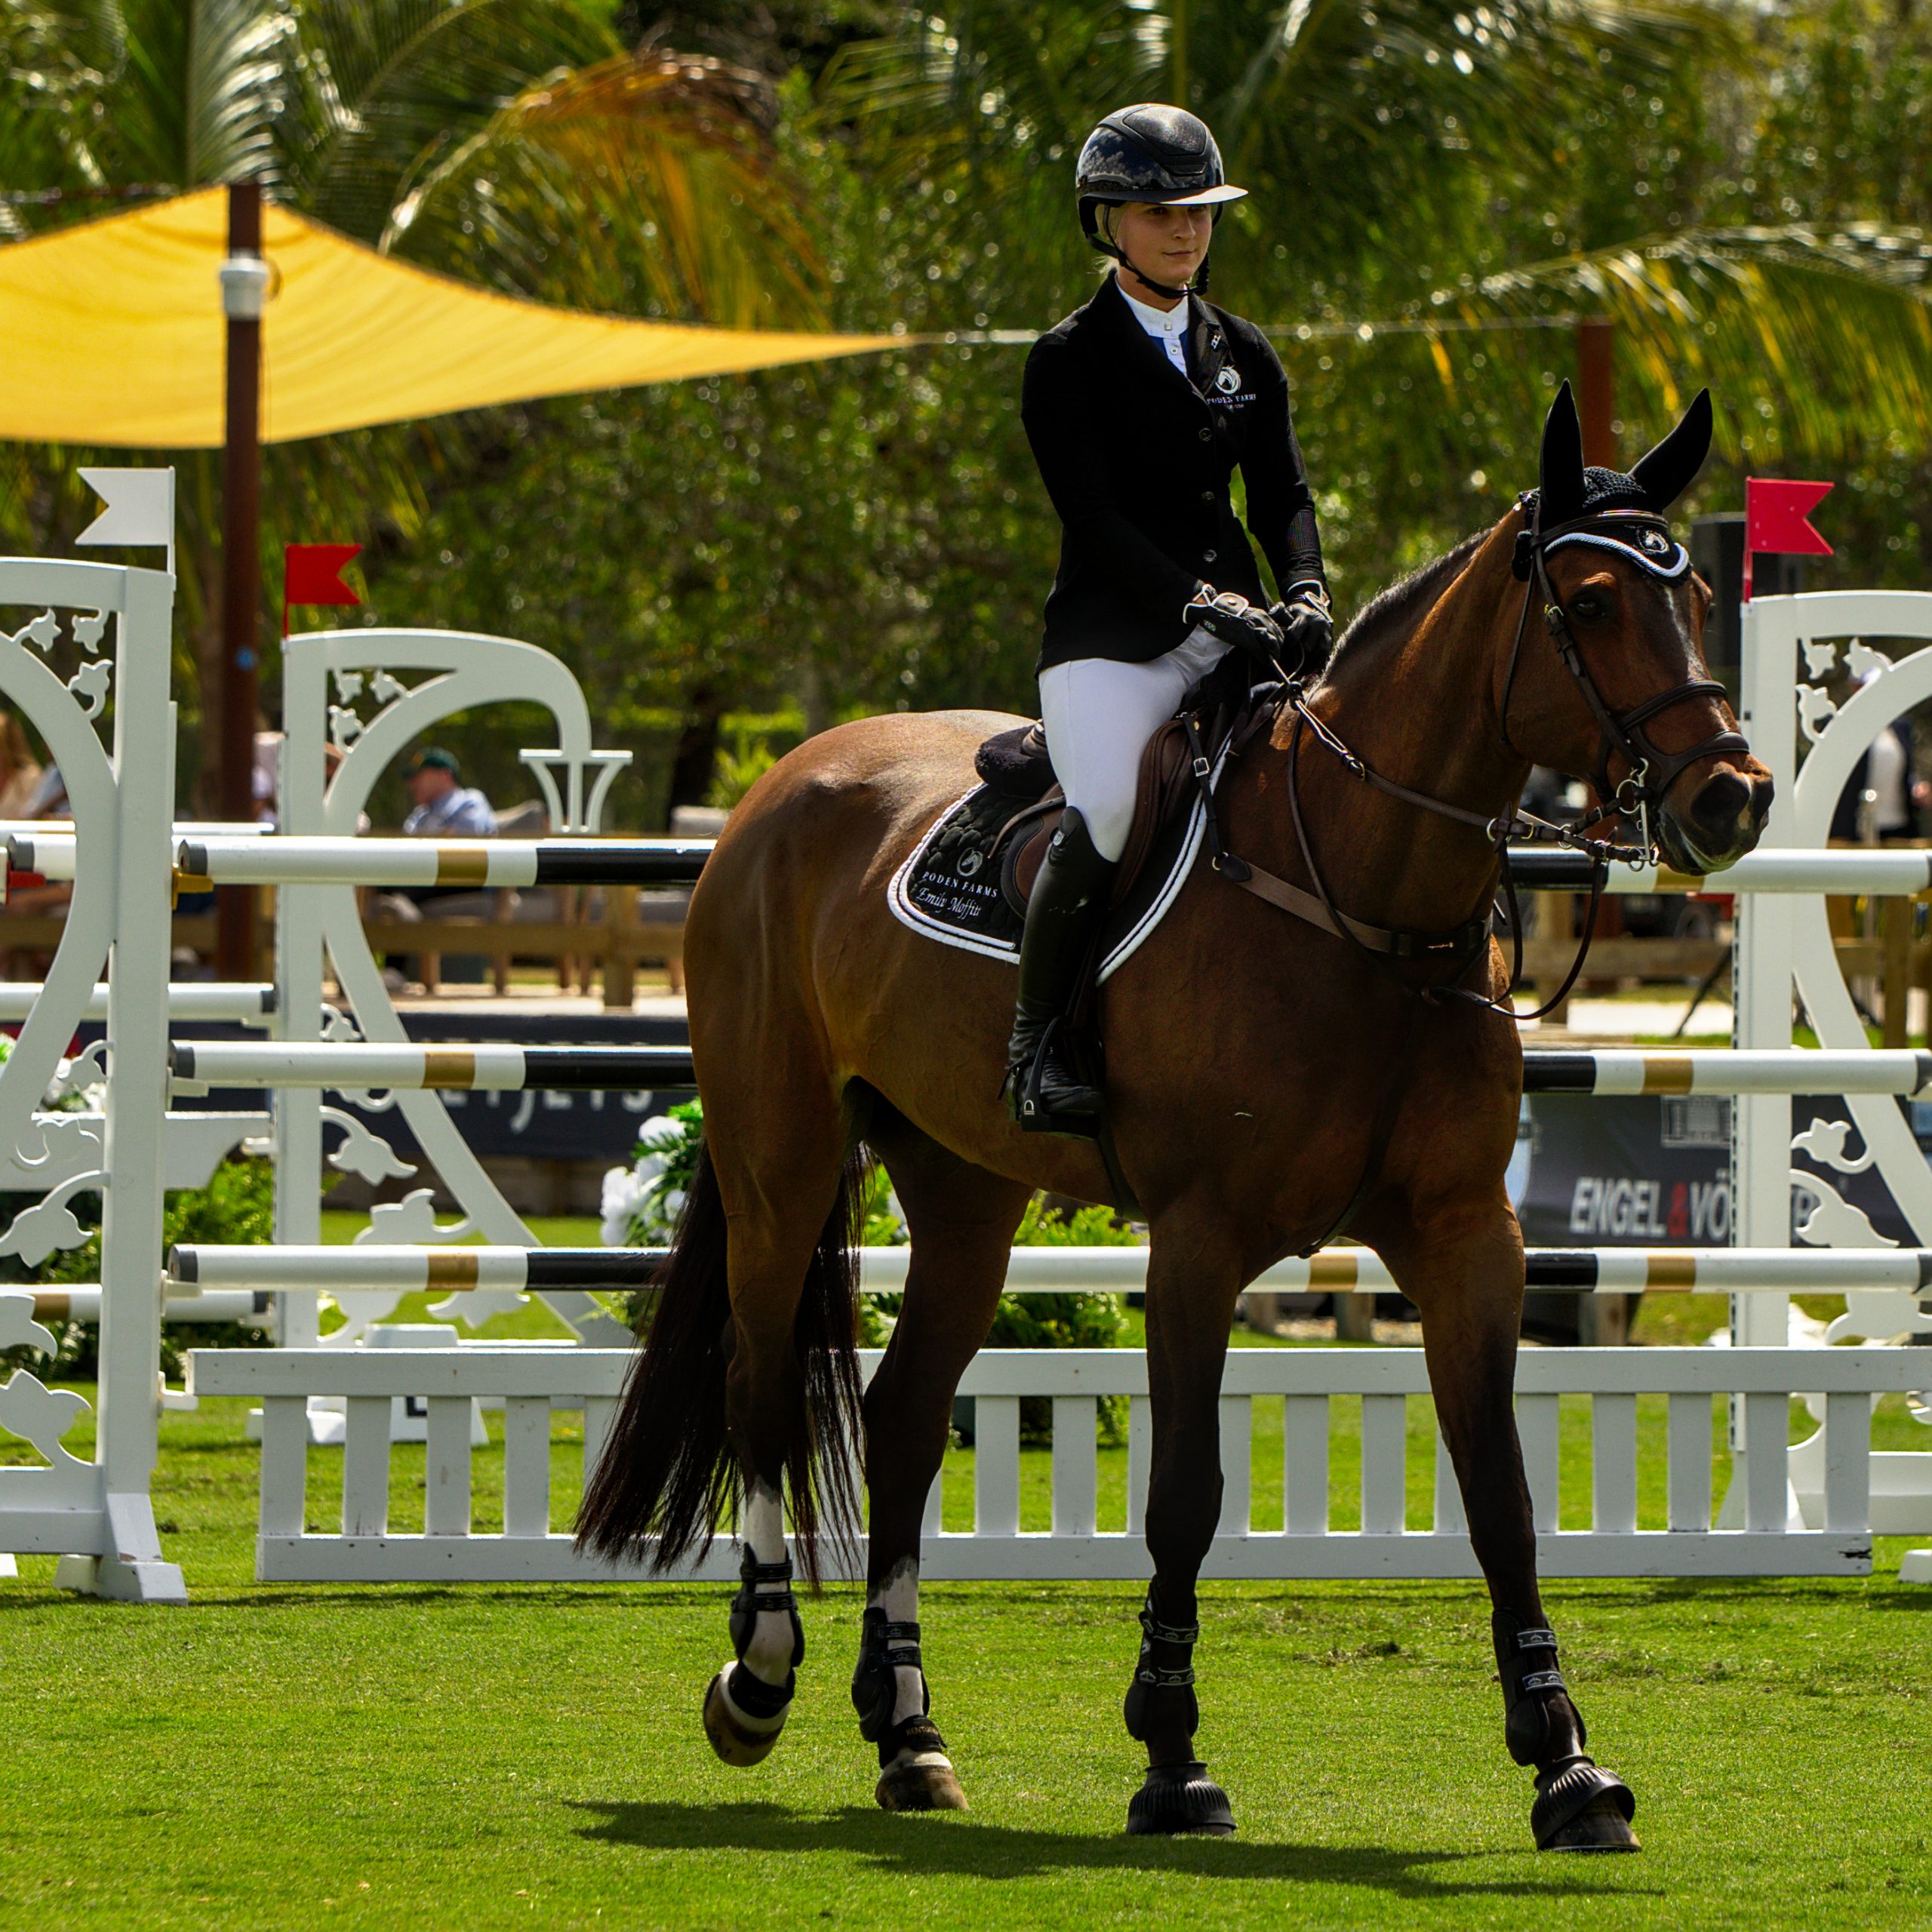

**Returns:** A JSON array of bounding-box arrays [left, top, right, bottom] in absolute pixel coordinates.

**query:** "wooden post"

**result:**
[[1883, 894, 1912, 1048], [1334, 1294, 1377, 1343], [605, 884, 638, 1011], [1576, 318, 1617, 467], [217, 181, 264, 981]]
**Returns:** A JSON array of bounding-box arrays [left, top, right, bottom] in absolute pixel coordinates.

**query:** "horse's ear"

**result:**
[[1538, 380, 1586, 525], [1629, 388, 1713, 514]]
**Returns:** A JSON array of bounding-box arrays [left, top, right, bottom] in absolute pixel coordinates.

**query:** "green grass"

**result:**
[[2, 1377, 1931, 1928]]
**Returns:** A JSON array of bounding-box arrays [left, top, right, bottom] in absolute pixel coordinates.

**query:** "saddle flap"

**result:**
[[1001, 715, 1197, 916]]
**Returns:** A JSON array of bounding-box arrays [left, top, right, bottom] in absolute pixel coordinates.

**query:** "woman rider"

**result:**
[[1008, 103, 1334, 1135]]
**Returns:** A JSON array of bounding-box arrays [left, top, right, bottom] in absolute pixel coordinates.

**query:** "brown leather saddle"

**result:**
[[973, 654, 1266, 918]]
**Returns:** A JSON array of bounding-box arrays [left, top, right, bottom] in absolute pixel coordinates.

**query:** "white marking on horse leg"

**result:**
[[869, 1557, 930, 1728], [739, 1479, 795, 1688]]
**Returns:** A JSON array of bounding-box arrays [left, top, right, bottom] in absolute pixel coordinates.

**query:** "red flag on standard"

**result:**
[[285, 543, 362, 607], [1743, 479, 1832, 601], [284, 543, 362, 638]]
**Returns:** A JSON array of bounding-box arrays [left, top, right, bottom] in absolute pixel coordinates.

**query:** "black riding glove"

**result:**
[[1183, 585, 1285, 666], [1266, 581, 1334, 679]]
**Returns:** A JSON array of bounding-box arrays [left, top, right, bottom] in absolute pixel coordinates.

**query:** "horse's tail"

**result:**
[[574, 1134, 867, 1589]]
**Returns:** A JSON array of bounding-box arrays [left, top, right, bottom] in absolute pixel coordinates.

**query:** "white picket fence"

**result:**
[[188, 1343, 1927, 1583]]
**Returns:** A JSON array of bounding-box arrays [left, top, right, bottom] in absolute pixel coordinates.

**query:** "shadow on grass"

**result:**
[[570, 1801, 1654, 1897]]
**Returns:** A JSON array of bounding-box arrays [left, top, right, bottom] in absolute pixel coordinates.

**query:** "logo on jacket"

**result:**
[[1214, 365, 1241, 395]]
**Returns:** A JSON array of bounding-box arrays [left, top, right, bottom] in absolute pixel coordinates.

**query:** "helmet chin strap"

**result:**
[[1115, 250, 1208, 302]]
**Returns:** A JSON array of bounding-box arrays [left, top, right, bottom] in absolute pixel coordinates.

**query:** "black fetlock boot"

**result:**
[[701, 1545, 804, 1767], [852, 1608, 966, 1812], [1122, 1587, 1235, 1836], [1005, 808, 1117, 1137], [1493, 1608, 1638, 1852]]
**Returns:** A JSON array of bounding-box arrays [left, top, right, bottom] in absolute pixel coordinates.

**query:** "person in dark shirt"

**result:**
[[1008, 103, 1331, 1134]]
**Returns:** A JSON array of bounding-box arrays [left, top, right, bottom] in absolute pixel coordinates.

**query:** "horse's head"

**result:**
[[1497, 383, 1773, 875]]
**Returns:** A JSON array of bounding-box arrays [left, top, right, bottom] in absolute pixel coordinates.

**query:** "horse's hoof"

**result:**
[[1126, 1761, 1236, 1837], [875, 1749, 968, 1813], [702, 1668, 788, 1767], [1534, 1761, 1638, 1852]]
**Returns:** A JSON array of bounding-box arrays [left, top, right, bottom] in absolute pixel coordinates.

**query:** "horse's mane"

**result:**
[[1331, 528, 1490, 663]]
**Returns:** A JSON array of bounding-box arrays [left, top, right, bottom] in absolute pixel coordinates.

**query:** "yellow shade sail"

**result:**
[[0, 188, 903, 448]]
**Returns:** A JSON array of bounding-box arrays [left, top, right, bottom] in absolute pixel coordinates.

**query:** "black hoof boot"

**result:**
[[703, 1545, 804, 1767], [1534, 1761, 1638, 1852], [1127, 1761, 1236, 1837], [854, 1614, 968, 1813]]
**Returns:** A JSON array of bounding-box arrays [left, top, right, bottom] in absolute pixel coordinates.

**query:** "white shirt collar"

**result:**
[[1118, 281, 1189, 336]]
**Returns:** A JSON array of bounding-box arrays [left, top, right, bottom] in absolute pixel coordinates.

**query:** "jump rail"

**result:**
[[0, 983, 274, 1025], [160, 835, 717, 890], [165, 1242, 1932, 1297], [1521, 1049, 1932, 1096], [16, 832, 1924, 896], [168, 1041, 694, 1093], [162, 1042, 1932, 1100], [186, 1343, 1915, 1583]]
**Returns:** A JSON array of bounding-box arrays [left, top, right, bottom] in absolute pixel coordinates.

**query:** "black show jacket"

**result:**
[[1023, 273, 1324, 670]]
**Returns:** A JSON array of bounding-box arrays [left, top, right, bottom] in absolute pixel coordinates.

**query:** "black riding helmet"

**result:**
[[1075, 104, 1247, 297]]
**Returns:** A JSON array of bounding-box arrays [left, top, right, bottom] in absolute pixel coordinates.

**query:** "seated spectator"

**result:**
[[0, 712, 43, 820], [403, 749, 495, 839], [374, 749, 500, 987]]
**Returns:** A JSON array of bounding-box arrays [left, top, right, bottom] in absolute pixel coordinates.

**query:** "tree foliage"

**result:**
[[2, 0, 1929, 820]]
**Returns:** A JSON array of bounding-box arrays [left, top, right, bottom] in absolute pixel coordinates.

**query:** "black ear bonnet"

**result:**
[[1516, 382, 1712, 583]]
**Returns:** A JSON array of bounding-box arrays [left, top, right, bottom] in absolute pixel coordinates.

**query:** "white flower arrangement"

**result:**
[[598, 1112, 691, 1247]]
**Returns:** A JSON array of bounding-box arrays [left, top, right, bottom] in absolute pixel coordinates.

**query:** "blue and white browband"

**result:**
[[1542, 526, 1693, 582]]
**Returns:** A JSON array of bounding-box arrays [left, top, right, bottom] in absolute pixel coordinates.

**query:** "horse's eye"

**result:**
[[1568, 590, 1611, 623]]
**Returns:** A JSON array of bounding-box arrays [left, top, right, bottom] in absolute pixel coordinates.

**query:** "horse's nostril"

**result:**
[[1690, 771, 1753, 838], [1749, 774, 1775, 826]]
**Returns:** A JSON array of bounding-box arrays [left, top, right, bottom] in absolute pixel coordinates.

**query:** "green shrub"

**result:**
[[598, 1103, 1142, 1438]]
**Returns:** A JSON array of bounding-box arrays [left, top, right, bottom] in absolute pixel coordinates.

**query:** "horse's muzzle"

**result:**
[[1660, 766, 1774, 875]]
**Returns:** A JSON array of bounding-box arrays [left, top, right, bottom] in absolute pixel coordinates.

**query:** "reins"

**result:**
[[1179, 496, 1746, 1254], [1195, 494, 1745, 1023]]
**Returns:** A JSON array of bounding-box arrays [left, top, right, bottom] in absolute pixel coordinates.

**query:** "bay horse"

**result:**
[[580, 383, 1772, 1848]]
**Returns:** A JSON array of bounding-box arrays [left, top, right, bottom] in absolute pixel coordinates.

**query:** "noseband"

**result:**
[[1501, 494, 1749, 860]]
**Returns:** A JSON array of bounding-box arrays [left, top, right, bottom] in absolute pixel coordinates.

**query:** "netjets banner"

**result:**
[[1513, 1094, 1925, 1247]]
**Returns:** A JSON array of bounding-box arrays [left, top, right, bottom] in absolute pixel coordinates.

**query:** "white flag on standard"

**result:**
[[76, 467, 176, 572]]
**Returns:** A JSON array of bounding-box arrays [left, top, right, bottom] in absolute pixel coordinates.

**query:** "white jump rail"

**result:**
[[146, 835, 1932, 896], [164, 834, 714, 890], [165, 1242, 1932, 1297], [1521, 1049, 1932, 1096], [167, 1040, 692, 1094], [186, 1344, 1919, 1583], [2, 1285, 268, 1324], [0, 983, 274, 1024]]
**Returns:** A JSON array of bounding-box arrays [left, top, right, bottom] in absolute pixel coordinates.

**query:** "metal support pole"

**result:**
[[217, 181, 266, 980]]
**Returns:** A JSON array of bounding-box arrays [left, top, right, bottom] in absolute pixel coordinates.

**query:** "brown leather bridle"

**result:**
[[1500, 492, 1749, 863]]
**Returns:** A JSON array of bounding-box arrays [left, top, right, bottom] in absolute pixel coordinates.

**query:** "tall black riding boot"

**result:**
[[1006, 808, 1118, 1135]]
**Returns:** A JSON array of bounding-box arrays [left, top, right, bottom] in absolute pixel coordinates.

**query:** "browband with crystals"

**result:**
[[1514, 504, 1691, 583], [1543, 527, 1691, 581]]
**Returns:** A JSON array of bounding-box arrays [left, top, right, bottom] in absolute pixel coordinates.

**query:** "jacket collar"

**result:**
[[1092, 272, 1216, 401]]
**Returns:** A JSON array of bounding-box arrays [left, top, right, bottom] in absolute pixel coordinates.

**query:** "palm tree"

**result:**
[[820, 0, 1932, 463], [0, 0, 829, 799]]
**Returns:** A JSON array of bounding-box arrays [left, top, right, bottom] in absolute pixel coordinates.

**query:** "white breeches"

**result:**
[[1037, 626, 1231, 862]]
